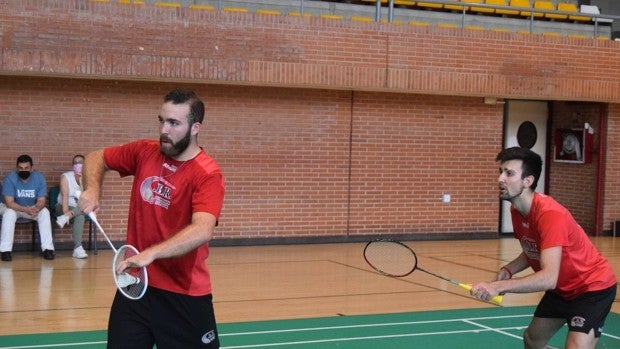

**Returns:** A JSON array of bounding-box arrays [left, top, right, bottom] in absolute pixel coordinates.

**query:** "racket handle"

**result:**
[[88, 211, 97, 221], [458, 283, 503, 305]]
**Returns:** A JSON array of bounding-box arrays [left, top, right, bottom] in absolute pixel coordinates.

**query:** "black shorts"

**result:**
[[534, 284, 616, 338], [107, 287, 220, 349]]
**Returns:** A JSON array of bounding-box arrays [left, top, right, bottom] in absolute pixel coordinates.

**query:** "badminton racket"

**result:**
[[363, 239, 503, 305], [88, 212, 148, 300]]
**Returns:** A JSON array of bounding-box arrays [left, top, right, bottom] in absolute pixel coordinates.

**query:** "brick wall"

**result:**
[[348, 92, 501, 236], [2, 1, 619, 100], [603, 103, 620, 233], [1, 0, 619, 248], [0, 77, 503, 248], [548, 102, 603, 233]]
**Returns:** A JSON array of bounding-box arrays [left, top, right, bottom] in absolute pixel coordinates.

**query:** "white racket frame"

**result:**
[[88, 212, 148, 300]]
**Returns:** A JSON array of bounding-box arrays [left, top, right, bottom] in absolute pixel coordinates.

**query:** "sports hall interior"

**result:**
[[0, 0, 619, 345]]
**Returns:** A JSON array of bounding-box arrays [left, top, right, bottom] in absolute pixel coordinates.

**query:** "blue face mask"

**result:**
[[18, 171, 31, 180]]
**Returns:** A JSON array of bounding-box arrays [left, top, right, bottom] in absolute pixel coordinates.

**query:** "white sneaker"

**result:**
[[56, 214, 70, 229], [72, 246, 88, 259]]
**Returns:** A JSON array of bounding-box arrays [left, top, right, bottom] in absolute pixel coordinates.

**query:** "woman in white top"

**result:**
[[56, 154, 88, 259]]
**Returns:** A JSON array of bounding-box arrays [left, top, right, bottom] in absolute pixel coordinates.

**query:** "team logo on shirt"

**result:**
[[520, 237, 540, 260], [140, 176, 174, 209]]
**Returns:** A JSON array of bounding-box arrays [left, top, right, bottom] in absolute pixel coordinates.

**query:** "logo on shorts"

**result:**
[[201, 330, 216, 344], [570, 316, 586, 328]]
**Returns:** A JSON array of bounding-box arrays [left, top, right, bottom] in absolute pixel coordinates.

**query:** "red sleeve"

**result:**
[[103, 140, 157, 177], [192, 159, 226, 219], [536, 210, 570, 250]]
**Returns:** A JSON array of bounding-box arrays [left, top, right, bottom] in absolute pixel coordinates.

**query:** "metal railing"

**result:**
[[205, 0, 618, 37], [377, 0, 617, 36]]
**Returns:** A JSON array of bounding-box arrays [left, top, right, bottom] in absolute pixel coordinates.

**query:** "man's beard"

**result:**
[[499, 186, 524, 202], [160, 129, 191, 157]]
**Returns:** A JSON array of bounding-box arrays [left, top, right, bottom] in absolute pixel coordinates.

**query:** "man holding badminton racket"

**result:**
[[79, 89, 225, 348], [471, 147, 616, 349]]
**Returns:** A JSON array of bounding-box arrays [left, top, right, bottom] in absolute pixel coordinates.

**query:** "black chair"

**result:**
[[24, 217, 39, 252]]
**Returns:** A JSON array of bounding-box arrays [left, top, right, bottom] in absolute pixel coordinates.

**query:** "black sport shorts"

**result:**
[[534, 284, 616, 338], [107, 287, 220, 348]]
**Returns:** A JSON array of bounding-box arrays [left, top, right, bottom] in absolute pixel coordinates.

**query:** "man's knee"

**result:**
[[37, 208, 50, 220], [523, 329, 534, 348], [523, 328, 546, 349], [2, 209, 17, 222]]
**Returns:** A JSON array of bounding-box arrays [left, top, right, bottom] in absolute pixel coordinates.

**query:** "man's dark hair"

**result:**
[[164, 89, 205, 125], [16, 154, 33, 166], [496, 147, 542, 190]]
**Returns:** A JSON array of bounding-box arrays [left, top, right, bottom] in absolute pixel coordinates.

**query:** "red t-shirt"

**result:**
[[511, 193, 616, 300], [104, 140, 225, 296]]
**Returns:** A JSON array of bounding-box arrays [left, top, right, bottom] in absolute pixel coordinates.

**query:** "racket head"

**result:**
[[112, 245, 148, 300], [363, 239, 418, 277]]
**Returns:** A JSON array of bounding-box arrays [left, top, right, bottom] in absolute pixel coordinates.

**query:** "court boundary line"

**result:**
[[462, 318, 523, 340], [221, 325, 529, 348], [0, 342, 105, 349], [2, 311, 618, 349], [220, 313, 532, 336], [220, 311, 620, 349], [219, 314, 533, 348]]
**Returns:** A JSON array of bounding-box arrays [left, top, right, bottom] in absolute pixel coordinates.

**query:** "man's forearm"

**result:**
[[83, 149, 107, 195]]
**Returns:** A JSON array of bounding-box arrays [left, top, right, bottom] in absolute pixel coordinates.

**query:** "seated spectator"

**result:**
[[55, 154, 88, 259], [1, 154, 55, 261]]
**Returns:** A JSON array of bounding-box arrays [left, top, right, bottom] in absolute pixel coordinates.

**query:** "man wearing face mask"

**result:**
[[1, 154, 55, 261], [55, 154, 88, 259]]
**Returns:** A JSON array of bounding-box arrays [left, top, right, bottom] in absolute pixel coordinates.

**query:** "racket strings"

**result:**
[[113, 245, 148, 300], [364, 241, 417, 277], [119, 269, 146, 298], [87, 211, 148, 300]]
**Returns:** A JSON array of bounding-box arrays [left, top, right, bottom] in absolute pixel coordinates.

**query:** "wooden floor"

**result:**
[[0, 237, 618, 337]]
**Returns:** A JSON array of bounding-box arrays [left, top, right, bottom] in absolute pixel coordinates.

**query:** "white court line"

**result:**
[[462, 318, 523, 340], [0, 341, 105, 349], [1, 313, 617, 349], [219, 314, 534, 348], [0, 315, 528, 349], [220, 326, 528, 348], [220, 313, 532, 336], [463, 320, 561, 349], [0, 317, 523, 349], [603, 332, 620, 340]]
